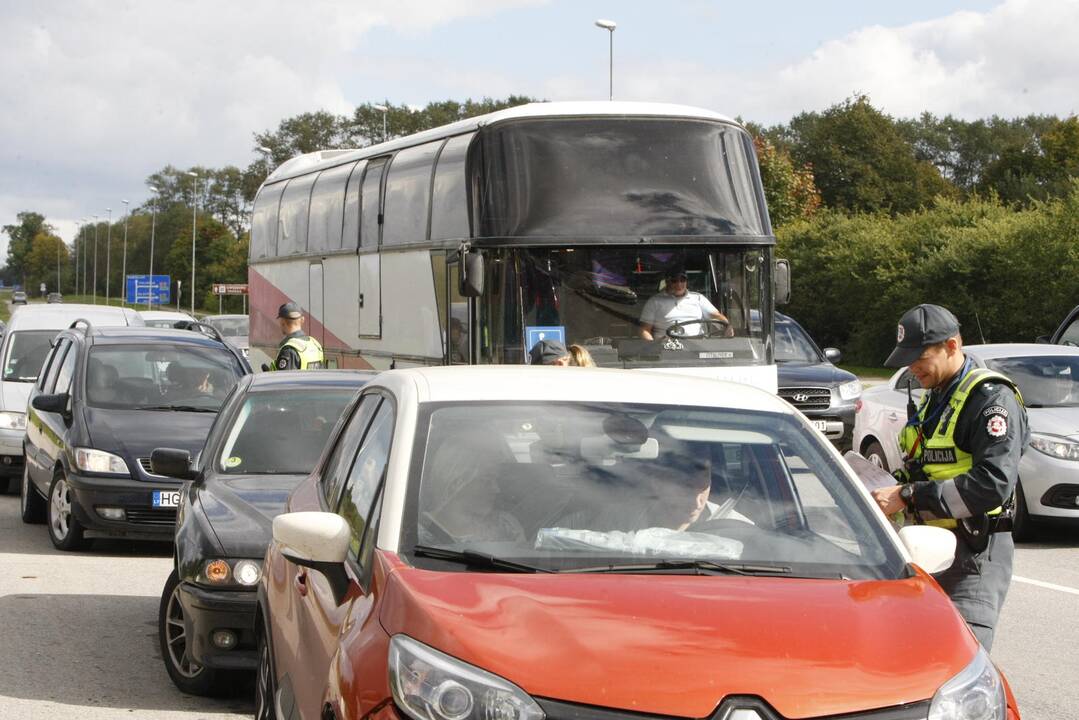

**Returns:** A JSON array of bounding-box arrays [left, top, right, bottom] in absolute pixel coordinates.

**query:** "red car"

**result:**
[[256, 367, 1020, 720]]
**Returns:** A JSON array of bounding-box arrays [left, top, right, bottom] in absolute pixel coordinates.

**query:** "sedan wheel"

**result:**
[[20, 464, 46, 524], [158, 569, 225, 696], [254, 627, 278, 720], [1011, 480, 1036, 542], [47, 472, 88, 550]]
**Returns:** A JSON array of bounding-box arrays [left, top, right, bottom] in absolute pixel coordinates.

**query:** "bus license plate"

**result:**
[[811, 420, 829, 433], [153, 490, 180, 508]]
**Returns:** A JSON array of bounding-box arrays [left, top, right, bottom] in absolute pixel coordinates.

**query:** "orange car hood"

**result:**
[[378, 558, 976, 719]]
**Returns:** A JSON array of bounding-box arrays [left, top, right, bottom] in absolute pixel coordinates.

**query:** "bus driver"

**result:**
[[639, 267, 733, 341]]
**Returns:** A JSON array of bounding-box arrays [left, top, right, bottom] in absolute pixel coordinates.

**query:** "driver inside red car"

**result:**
[[638, 266, 733, 340]]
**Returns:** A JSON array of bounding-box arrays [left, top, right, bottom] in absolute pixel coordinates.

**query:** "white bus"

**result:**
[[248, 101, 788, 391]]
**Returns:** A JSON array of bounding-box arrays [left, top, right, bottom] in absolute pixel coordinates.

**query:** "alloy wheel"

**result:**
[[164, 583, 204, 679], [49, 476, 72, 540]]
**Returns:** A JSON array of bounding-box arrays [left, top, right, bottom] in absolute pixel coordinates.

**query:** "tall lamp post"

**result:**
[[92, 214, 99, 304], [373, 104, 388, 142], [121, 199, 130, 306], [187, 171, 199, 314], [595, 19, 617, 101], [104, 207, 113, 303], [74, 220, 82, 296], [148, 184, 158, 309]]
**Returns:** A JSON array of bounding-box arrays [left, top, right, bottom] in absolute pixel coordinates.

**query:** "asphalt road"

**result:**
[[0, 490, 1076, 719]]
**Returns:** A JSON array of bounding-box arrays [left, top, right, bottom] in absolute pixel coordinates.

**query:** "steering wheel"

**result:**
[[666, 318, 730, 339]]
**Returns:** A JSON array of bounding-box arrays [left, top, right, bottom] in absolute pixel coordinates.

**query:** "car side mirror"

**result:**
[[273, 511, 352, 605], [1035, 335, 1050, 344], [150, 447, 198, 481], [898, 525, 956, 574], [459, 249, 485, 298], [32, 393, 71, 419], [774, 259, 791, 305], [823, 347, 842, 363]]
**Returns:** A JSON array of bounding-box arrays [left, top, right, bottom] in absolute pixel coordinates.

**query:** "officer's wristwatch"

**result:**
[[899, 483, 915, 510]]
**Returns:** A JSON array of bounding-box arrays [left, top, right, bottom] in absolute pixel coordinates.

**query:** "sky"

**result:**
[[3, 0, 1079, 259]]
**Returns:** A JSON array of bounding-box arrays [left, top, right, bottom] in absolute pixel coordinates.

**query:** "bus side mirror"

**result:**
[[775, 259, 791, 305], [460, 250, 485, 297]]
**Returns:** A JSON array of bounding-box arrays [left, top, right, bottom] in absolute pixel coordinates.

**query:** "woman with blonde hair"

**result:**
[[567, 344, 595, 367]]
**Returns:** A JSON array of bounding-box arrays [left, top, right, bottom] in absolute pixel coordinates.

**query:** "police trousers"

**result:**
[[932, 531, 1013, 651]]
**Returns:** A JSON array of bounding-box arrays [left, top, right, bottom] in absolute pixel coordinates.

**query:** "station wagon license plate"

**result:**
[[811, 420, 829, 433], [153, 490, 180, 508]]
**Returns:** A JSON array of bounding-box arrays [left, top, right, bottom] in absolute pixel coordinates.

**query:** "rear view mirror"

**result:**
[[150, 448, 197, 481], [823, 347, 842, 363], [274, 512, 352, 605], [459, 249, 485, 297], [775, 259, 791, 305], [898, 525, 956, 574]]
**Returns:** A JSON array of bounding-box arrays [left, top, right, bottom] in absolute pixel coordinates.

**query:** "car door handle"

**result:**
[[886, 411, 900, 421], [295, 570, 308, 597]]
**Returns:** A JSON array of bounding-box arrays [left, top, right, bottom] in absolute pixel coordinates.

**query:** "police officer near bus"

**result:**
[[271, 302, 325, 370], [871, 304, 1028, 650]]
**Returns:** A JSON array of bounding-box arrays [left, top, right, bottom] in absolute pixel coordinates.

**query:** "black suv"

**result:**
[[774, 312, 862, 450], [20, 320, 250, 550]]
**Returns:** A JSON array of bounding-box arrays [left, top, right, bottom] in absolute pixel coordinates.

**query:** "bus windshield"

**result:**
[[481, 246, 771, 368]]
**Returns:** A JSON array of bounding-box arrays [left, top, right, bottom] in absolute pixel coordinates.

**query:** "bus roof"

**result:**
[[264, 101, 741, 185]]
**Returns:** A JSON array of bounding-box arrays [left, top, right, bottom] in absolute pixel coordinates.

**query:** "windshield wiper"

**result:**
[[564, 559, 793, 576], [134, 404, 218, 413], [412, 544, 554, 574]]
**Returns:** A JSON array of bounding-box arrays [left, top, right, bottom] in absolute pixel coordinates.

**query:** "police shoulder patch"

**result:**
[[982, 405, 1008, 418], [985, 414, 1008, 438]]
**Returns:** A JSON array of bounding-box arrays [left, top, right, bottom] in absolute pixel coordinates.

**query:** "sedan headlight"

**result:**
[[838, 380, 863, 401], [74, 447, 129, 474], [0, 411, 26, 430], [1029, 433, 1079, 461], [928, 648, 1006, 720], [390, 635, 544, 720]]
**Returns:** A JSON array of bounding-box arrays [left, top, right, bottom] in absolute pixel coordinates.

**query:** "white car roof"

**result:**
[[372, 366, 795, 413], [139, 310, 193, 321], [6, 303, 142, 331], [966, 343, 1079, 360]]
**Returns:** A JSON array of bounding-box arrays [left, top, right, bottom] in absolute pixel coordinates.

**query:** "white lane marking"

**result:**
[[1014, 575, 1079, 597]]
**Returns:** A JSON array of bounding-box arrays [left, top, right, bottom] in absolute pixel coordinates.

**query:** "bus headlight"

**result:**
[[389, 635, 544, 720], [928, 649, 1006, 720]]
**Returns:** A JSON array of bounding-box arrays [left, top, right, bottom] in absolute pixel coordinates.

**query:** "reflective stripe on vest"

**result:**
[[898, 367, 1022, 529], [272, 336, 325, 370]]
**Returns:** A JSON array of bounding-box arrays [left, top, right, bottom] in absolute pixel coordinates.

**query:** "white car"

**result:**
[[139, 310, 195, 328], [852, 343, 1079, 539]]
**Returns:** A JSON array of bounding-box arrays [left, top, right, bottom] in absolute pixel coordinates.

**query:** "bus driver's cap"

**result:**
[[884, 304, 961, 368], [277, 302, 303, 320]]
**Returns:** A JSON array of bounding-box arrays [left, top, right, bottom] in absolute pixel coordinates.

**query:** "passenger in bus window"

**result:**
[[567, 345, 596, 367], [638, 267, 734, 341], [448, 318, 468, 364]]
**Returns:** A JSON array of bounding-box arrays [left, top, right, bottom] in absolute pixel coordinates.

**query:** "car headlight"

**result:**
[[199, 558, 263, 587], [838, 380, 863, 401], [0, 411, 26, 430], [74, 447, 129, 474], [389, 635, 544, 720], [1029, 433, 1079, 461], [928, 648, 1006, 720]]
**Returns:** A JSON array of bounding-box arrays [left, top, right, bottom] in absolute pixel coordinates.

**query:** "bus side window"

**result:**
[[250, 181, 287, 260], [431, 133, 474, 241], [361, 159, 388, 248], [382, 142, 440, 246], [309, 161, 357, 253], [343, 160, 367, 249], [278, 173, 318, 256]]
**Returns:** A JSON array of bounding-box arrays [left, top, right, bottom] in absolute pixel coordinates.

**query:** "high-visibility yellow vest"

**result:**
[[898, 367, 1022, 529], [272, 336, 325, 370]]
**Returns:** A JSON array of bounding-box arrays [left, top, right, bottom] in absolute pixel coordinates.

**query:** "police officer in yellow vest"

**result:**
[[272, 302, 324, 371], [871, 304, 1028, 651]]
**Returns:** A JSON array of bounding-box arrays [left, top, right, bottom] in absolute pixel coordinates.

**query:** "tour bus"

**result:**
[[248, 101, 788, 391]]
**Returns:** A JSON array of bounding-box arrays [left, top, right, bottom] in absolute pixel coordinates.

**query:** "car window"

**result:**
[[217, 388, 355, 474], [86, 344, 244, 410], [986, 355, 1079, 408], [38, 338, 68, 392], [205, 317, 247, 337], [774, 322, 820, 363], [405, 402, 904, 580], [321, 394, 381, 506], [1060, 316, 1079, 347], [337, 402, 394, 562], [4, 330, 60, 382], [52, 341, 79, 395], [895, 369, 922, 391]]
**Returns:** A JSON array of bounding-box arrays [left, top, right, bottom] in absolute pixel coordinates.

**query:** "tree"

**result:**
[[25, 231, 70, 295], [3, 211, 50, 285], [753, 136, 820, 228]]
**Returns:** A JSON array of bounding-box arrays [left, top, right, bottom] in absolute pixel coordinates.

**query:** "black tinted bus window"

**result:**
[[308, 161, 357, 253], [431, 133, 473, 241], [361, 158, 387, 249], [250, 181, 287, 260], [382, 142, 439, 245], [477, 118, 766, 238], [342, 160, 367, 250], [278, 173, 318, 256]]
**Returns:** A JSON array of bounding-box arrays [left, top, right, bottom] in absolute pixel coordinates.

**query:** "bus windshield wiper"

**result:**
[[134, 404, 218, 413], [412, 544, 554, 574], [564, 559, 792, 576]]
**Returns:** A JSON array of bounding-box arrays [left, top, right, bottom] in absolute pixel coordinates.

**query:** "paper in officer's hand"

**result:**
[[843, 451, 898, 493]]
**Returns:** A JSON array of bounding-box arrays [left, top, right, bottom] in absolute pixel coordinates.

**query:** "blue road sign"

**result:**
[[127, 274, 171, 305]]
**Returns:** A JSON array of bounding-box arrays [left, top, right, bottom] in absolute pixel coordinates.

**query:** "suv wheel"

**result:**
[[47, 471, 88, 550], [863, 441, 889, 472], [159, 569, 230, 696], [255, 621, 278, 720], [1011, 481, 1036, 542], [20, 464, 46, 524]]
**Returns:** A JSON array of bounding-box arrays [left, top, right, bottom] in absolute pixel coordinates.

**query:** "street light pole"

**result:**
[[373, 104, 388, 142], [92, 215, 99, 304], [105, 207, 113, 304], [595, 19, 617, 101], [148, 184, 158, 309], [121, 199, 129, 306], [56, 239, 61, 294], [187, 171, 199, 314]]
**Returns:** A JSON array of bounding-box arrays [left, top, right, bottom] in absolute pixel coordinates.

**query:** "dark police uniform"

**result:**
[[271, 302, 325, 371], [884, 304, 1029, 651]]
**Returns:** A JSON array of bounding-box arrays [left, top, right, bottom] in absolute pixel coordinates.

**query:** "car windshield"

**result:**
[[205, 317, 247, 337], [218, 389, 354, 474], [986, 355, 1079, 408], [86, 344, 244, 410], [404, 402, 904, 579], [2, 330, 58, 381], [144, 320, 181, 329], [775, 321, 821, 363]]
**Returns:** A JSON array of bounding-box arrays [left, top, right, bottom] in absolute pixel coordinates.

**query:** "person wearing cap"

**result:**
[[270, 302, 325, 371], [639, 267, 733, 341], [870, 303, 1028, 651], [529, 339, 571, 366]]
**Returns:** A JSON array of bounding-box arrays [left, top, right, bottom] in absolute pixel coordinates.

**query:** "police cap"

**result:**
[[529, 339, 569, 365], [277, 302, 303, 320], [884, 304, 961, 368]]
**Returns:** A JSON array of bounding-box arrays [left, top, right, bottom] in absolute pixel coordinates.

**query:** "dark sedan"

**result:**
[[153, 369, 373, 696]]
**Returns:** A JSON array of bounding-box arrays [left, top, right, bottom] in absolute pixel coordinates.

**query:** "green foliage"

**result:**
[[752, 135, 820, 228], [25, 231, 71, 295], [778, 183, 1079, 364], [3, 211, 50, 284]]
